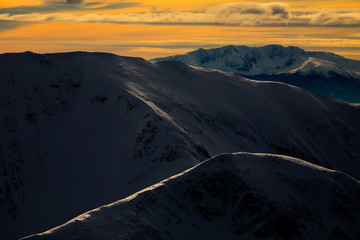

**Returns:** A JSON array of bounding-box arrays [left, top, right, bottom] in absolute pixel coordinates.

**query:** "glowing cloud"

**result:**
[[0, 2, 359, 27]]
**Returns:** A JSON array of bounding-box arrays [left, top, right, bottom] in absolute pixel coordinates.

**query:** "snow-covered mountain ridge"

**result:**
[[1, 51, 360, 239], [152, 45, 360, 102], [153, 45, 360, 78], [23, 153, 360, 240]]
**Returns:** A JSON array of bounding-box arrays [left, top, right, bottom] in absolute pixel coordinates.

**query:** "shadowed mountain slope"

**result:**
[[0, 51, 359, 239]]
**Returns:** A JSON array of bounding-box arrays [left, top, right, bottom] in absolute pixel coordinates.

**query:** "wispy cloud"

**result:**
[[0, 2, 140, 15], [43, 0, 84, 5], [207, 2, 289, 19], [0, 2, 359, 27], [0, 20, 27, 32]]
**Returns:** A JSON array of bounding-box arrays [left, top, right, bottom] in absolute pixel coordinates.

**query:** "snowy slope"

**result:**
[[23, 153, 360, 240], [1, 51, 360, 239], [153, 45, 360, 102]]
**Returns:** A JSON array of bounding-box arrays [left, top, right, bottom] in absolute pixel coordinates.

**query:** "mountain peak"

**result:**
[[152, 45, 360, 102], [152, 45, 356, 76]]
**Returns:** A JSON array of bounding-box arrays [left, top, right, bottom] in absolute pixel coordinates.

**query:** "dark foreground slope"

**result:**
[[0, 52, 210, 239], [0, 51, 359, 239], [24, 153, 360, 240]]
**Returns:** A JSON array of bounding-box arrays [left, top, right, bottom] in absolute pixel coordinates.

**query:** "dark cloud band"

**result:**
[[43, 0, 84, 5]]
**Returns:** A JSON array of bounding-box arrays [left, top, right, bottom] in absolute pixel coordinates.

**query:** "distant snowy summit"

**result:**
[[153, 45, 360, 102], [153, 45, 360, 77]]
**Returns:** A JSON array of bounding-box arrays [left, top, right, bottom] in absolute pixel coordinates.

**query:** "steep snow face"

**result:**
[[23, 153, 360, 240], [288, 57, 348, 77], [1, 52, 360, 239], [152, 45, 360, 102]]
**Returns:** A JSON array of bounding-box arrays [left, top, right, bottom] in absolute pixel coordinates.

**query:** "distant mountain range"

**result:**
[[153, 45, 360, 103], [0, 52, 359, 239]]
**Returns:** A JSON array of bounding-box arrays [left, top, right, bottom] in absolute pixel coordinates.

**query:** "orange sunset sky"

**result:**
[[0, 0, 359, 59]]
